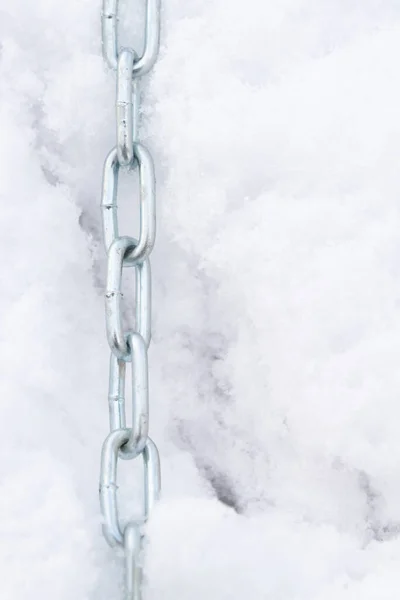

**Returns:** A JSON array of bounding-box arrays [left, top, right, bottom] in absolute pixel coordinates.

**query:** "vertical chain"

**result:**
[[99, 2, 161, 599]]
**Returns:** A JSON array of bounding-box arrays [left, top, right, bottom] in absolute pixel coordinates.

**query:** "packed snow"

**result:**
[[1, 1, 400, 598]]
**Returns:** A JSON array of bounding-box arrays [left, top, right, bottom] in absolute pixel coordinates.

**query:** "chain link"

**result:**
[[117, 48, 139, 166], [124, 523, 143, 600], [102, 0, 161, 75], [101, 145, 156, 264], [105, 236, 151, 358], [100, 430, 161, 547], [109, 332, 149, 460], [99, 2, 161, 598]]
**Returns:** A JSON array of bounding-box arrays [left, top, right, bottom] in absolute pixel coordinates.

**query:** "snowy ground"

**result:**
[[1, 1, 400, 598]]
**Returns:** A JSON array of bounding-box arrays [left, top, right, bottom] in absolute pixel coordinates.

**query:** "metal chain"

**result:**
[[99, 2, 161, 599]]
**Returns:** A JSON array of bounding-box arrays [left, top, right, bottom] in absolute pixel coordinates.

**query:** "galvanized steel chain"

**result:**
[[99, 2, 161, 599]]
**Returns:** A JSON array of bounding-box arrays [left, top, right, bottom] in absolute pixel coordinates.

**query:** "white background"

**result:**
[[1, 1, 400, 598]]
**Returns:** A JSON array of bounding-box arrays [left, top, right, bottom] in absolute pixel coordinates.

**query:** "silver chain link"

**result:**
[[99, 2, 161, 598]]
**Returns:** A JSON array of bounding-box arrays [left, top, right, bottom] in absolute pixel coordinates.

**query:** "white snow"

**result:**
[[1, 0, 400, 598]]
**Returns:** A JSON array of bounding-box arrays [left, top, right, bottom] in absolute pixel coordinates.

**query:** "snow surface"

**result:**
[[1, 0, 400, 598]]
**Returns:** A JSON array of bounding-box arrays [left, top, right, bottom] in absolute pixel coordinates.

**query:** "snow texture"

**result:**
[[1, 0, 400, 598]]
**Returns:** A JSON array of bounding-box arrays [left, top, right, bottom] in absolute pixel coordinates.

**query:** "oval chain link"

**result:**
[[105, 236, 151, 358], [101, 144, 156, 264], [102, 0, 161, 76], [108, 332, 149, 460], [99, 2, 161, 599], [124, 523, 143, 600], [100, 430, 161, 547], [117, 48, 139, 166]]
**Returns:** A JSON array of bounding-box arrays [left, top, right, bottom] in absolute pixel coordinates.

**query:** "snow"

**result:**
[[1, 0, 400, 598]]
